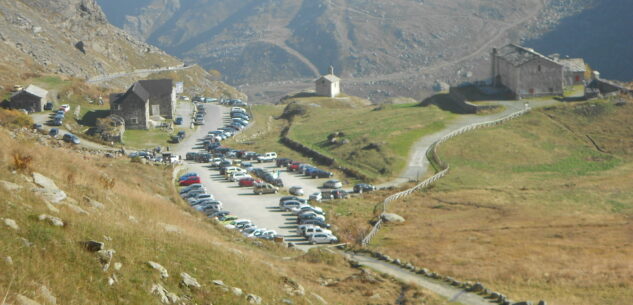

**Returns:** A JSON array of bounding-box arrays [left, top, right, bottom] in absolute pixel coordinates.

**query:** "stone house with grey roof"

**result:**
[[491, 44, 564, 99], [315, 66, 341, 98], [9, 84, 48, 113], [559, 58, 586, 86], [109, 79, 176, 130]]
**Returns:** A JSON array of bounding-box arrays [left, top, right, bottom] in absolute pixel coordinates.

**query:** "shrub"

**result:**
[[11, 151, 33, 172], [0, 109, 34, 128]]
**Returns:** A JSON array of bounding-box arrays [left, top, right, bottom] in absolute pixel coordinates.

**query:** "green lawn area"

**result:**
[[122, 129, 171, 149], [286, 101, 454, 181]]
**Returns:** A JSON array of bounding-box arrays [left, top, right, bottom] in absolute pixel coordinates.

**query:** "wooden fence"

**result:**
[[361, 107, 531, 246]]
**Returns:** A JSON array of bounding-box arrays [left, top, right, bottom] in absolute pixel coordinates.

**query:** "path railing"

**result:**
[[361, 107, 531, 246]]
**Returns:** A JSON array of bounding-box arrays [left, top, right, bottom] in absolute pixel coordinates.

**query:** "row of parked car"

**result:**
[[46, 104, 71, 127], [278, 196, 338, 244], [178, 172, 280, 241]]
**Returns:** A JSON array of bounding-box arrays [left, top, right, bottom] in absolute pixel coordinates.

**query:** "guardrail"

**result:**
[[361, 107, 531, 246]]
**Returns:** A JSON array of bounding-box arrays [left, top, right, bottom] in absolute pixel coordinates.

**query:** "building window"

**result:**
[[130, 117, 138, 125], [115, 105, 122, 111], [549, 88, 554, 93], [537, 65, 542, 72]]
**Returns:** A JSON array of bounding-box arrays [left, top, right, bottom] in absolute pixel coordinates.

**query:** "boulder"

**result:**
[[246, 294, 262, 304], [37, 284, 57, 305], [180, 272, 201, 289], [15, 294, 41, 305], [83, 196, 105, 209], [80, 240, 104, 252], [147, 261, 169, 278], [0, 180, 22, 191], [231, 287, 243, 296], [32, 173, 67, 204], [283, 277, 305, 296], [38, 214, 64, 227], [470, 282, 484, 292], [3, 218, 19, 230], [381, 213, 405, 223], [97, 249, 115, 271], [5, 256, 13, 265], [114, 262, 122, 271], [212, 280, 225, 287]]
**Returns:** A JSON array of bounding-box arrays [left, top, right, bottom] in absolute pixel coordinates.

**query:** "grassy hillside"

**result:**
[[227, 97, 454, 182], [328, 99, 633, 305], [0, 111, 454, 305]]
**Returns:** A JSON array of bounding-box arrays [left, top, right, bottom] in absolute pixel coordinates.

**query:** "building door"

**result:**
[[151, 105, 160, 116], [575, 75, 581, 82]]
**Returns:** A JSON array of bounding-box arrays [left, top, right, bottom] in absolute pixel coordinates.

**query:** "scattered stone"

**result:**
[[4, 218, 19, 230], [85, 197, 105, 209], [150, 284, 180, 304], [159, 223, 182, 233], [311, 293, 328, 305], [108, 275, 118, 286], [128, 215, 138, 223], [114, 262, 122, 271], [212, 280, 225, 287], [282, 299, 294, 304], [0, 180, 22, 191], [102, 235, 112, 241], [62, 202, 89, 215], [15, 294, 41, 305], [147, 261, 169, 278], [470, 282, 484, 292], [38, 214, 64, 227], [20, 237, 33, 247], [381, 213, 405, 223], [393, 258, 401, 265], [80, 240, 104, 252], [97, 249, 115, 271], [246, 294, 262, 304], [180, 272, 201, 289], [32, 173, 67, 204], [231, 287, 243, 296], [283, 277, 305, 296], [5, 256, 13, 265], [37, 284, 57, 305]]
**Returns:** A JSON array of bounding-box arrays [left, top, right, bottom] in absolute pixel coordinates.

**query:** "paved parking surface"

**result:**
[[174, 103, 340, 249]]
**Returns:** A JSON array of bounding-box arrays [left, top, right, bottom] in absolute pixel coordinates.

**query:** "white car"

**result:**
[[187, 193, 214, 204], [289, 186, 304, 196], [257, 152, 278, 163], [59, 104, 71, 112], [245, 228, 266, 238], [308, 192, 322, 202], [229, 172, 251, 182], [291, 204, 325, 216], [302, 225, 332, 237], [308, 233, 338, 244], [225, 219, 252, 230]]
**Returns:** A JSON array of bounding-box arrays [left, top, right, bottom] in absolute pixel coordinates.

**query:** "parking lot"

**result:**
[[174, 103, 344, 248]]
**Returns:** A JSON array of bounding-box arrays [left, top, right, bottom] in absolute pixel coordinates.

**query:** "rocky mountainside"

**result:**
[[98, 0, 599, 101], [0, 0, 241, 97]]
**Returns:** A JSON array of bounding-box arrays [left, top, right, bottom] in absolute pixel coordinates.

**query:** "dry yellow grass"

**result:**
[[0, 119, 455, 305]]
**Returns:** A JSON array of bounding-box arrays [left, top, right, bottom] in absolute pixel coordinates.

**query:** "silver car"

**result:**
[[308, 233, 338, 244], [289, 186, 304, 196], [322, 179, 342, 189]]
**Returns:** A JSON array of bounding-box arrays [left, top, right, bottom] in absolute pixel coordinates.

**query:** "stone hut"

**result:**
[[491, 44, 564, 99], [559, 58, 586, 86], [109, 83, 150, 129], [9, 84, 48, 113], [315, 66, 341, 98], [110, 79, 177, 129]]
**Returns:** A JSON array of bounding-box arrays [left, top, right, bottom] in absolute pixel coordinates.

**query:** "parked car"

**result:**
[[287, 161, 303, 172], [229, 172, 250, 182], [253, 183, 279, 195], [291, 205, 325, 216], [311, 169, 333, 178], [32, 123, 43, 130], [301, 225, 333, 237], [308, 192, 322, 202], [276, 158, 292, 167], [169, 135, 181, 144], [238, 177, 260, 187], [178, 172, 199, 181], [62, 133, 80, 144], [59, 104, 70, 112], [187, 193, 214, 204], [52, 118, 62, 126], [279, 200, 302, 211], [289, 186, 304, 196], [322, 179, 343, 189], [296, 211, 325, 223], [179, 184, 205, 194], [43, 102, 53, 110], [179, 176, 201, 186], [299, 218, 330, 228], [48, 128, 59, 138], [308, 233, 338, 244], [354, 183, 377, 193], [257, 152, 278, 163], [174, 116, 183, 125], [321, 189, 349, 200], [177, 130, 186, 139], [279, 196, 307, 206]]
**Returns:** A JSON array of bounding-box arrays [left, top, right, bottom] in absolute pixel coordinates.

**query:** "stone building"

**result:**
[[109, 79, 176, 130], [9, 84, 48, 113], [109, 82, 150, 129], [559, 58, 586, 86], [491, 44, 563, 99], [315, 66, 341, 98]]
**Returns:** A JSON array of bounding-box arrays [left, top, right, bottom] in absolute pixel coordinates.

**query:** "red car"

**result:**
[[287, 161, 303, 172], [238, 177, 261, 187], [179, 176, 201, 186]]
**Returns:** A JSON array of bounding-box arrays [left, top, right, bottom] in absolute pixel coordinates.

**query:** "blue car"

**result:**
[[49, 128, 59, 137], [174, 117, 183, 125], [62, 133, 80, 144], [178, 172, 199, 181]]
